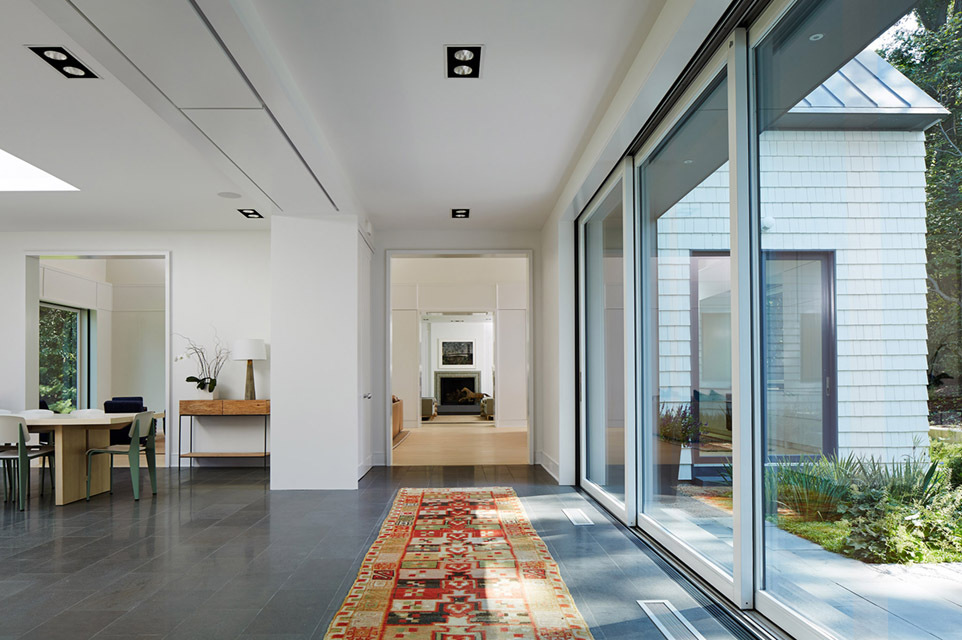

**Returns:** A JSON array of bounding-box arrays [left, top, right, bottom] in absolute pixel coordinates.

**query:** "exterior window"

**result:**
[[39, 303, 82, 413]]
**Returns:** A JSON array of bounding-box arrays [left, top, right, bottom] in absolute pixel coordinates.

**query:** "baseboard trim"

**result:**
[[537, 451, 560, 482]]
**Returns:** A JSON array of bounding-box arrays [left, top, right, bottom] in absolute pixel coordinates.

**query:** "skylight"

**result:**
[[0, 148, 77, 191]]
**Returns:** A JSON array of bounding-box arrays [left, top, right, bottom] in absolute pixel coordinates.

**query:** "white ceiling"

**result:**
[[7, 0, 666, 232], [0, 0, 269, 231]]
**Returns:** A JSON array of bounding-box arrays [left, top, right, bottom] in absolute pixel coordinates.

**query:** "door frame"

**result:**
[[383, 249, 535, 467]]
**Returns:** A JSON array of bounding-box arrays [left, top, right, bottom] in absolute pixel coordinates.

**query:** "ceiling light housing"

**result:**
[[27, 46, 97, 79], [445, 45, 482, 79], [238, 208, 263, 219], [451, 208, 470, 219]]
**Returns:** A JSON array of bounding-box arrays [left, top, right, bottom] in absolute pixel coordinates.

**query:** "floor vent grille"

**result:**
[[561, 508, 594, 525], [637, 600, 707, 640]]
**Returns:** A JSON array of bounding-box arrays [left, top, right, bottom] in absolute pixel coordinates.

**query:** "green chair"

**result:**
[[0, 415, 55, 511], [85, 411, 157, 501]]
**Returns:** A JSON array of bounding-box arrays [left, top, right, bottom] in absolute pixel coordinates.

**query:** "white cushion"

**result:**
[[19, 409, 53, 419], [69, 409, 106, 418]]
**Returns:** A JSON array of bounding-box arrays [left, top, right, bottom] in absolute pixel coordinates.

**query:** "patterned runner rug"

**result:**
[[323, 487, 595, 639]]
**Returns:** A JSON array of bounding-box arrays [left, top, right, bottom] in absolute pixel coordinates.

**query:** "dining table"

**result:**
[[24, 412, 137, 505]]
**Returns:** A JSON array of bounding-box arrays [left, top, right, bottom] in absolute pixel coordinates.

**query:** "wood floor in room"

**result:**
[[392, 425, 528, 465]]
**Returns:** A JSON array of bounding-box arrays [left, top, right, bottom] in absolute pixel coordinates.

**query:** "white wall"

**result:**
[[0, 231, 271, 465], [389, 256, 530, 434], [271, 215, 358, 489], [374, 230, 539, 467], [422, 317, 494, 398]]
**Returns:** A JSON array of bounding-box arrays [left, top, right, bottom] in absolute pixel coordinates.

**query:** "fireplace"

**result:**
[[434, 371, 482, 415]]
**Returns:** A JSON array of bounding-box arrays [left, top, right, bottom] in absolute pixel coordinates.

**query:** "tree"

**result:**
[[38, 306, 78, 413], [881, 6, 962, 383]]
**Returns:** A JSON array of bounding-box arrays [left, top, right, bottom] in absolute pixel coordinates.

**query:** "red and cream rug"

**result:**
[[323, 487, 595, 639]]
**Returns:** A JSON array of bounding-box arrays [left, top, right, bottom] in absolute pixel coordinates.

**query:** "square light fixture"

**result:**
[[238, 208, 263, 219], [445, 46, 482, 78], [27, 46, 97, 79], [451, 208, 470, 219]]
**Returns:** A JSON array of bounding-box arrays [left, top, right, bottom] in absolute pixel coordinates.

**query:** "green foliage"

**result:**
[[931, 440, 962, 487], [658, 404, 704, 445], [38, 305, 79, 412], [839, 485, 962, 564], [767, 454, 859, 521], [881, 11, 962, 381], [777, 518, 850, 554]]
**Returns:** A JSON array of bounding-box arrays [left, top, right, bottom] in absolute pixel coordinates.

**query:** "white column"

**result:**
[[271, 215, 359, 490]]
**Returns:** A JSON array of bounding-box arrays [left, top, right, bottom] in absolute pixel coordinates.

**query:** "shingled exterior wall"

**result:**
[[657, 129, 929, 462]]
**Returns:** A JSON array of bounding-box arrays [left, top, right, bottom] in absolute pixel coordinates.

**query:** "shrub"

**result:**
[[931, 440, 962, 488], [767, 454, 858, 521], [658, 404, 704, 445]]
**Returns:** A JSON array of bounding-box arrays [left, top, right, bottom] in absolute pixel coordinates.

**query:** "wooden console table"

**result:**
[[178, 400, 270, 468]]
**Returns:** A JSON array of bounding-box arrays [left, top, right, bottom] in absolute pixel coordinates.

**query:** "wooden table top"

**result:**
[[24, 413, 136, 427]]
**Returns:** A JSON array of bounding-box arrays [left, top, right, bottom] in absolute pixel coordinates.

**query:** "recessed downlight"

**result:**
[[446, 45, 482, 78], [451, 208, 470, 219], [238, 208, 263, 219], [27, 46, 97, 79], [218, 191, 241, 199], [809, 33, 824, 41]]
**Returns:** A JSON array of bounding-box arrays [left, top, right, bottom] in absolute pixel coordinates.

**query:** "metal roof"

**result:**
[[776, 49, 949, 131]]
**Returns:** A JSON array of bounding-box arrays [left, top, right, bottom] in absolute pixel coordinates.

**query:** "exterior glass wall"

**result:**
[[639, 73, 734, 574], [577, 0, 962, 637], [583, 178, 627, 502]]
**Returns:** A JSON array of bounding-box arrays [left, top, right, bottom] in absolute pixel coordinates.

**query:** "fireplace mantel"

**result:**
[[434, 370, 481, 403]]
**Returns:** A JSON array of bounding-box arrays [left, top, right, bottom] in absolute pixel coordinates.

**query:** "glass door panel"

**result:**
[[639, 72, 734, 574], [753, 1, 962, 637], [582, 178, 626, 503]]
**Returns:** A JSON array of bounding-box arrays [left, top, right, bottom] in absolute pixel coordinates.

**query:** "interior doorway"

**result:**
[[387, 254, 532, 466]]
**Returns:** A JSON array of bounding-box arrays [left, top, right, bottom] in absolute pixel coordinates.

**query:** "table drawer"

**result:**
[[179, 400, 223, 415], [222, 400, 270, 415]]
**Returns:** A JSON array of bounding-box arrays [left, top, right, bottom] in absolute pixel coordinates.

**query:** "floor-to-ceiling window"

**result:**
[[579, 170, 632, 512], [578, 0, 962, 637], [637, 71, 735, 577], [38, 303, 83, 413]]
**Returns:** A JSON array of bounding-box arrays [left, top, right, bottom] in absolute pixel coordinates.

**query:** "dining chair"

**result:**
[[85, 411, 157, 501], [0, 415, 55, 511]]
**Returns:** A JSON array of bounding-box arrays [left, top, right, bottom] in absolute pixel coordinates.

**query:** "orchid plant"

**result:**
[[174, 333, 230, 392]]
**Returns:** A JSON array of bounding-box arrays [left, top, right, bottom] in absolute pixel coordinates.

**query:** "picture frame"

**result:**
[[438, 340, 475, 368]]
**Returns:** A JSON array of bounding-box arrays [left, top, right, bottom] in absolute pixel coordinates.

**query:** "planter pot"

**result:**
[[678, 444, 693, 481], [185, 384, 219, 401]]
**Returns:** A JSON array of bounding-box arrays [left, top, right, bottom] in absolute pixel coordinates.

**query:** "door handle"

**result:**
[[363, 393, 373, 399]]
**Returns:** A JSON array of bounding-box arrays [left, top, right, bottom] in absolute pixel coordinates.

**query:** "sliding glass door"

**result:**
[[577, 0, 962, 636], [578, 163, 636, 520], [636, 65, 735, 586]]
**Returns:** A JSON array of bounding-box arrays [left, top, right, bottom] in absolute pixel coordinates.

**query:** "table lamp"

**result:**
[[232, 339, 267, 400]]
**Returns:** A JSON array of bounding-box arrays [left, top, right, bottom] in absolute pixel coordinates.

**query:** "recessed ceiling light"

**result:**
[[809, 33, 824, 41], [218, 191, 241, 199], [27, 46, 97, 79], [683, 159, 694, 164], [451, 208, 470, 219], [446, 45, 482, 78], [238, 208, 263, 219], [0, 147, 77, 191]]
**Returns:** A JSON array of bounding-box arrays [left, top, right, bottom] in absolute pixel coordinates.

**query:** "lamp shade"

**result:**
[[232, 338, 266, 361]]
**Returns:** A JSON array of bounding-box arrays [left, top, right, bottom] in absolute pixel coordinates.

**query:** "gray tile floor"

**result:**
[[0, 465, 754, 639]]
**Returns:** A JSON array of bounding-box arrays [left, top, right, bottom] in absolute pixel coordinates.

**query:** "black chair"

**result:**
[[104, 397, 147, 446]]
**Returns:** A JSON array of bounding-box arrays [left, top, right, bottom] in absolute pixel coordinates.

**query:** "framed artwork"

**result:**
[[439, 340, 475, 367]]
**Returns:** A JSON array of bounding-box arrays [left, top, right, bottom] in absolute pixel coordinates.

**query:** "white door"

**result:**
[[358, 234, 374, 478]]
